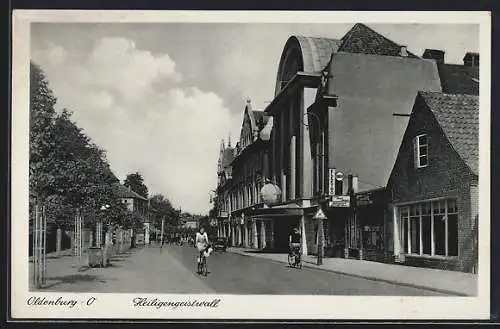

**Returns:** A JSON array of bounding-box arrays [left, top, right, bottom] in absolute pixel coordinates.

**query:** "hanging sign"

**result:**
[[328, 169, 335, 196]]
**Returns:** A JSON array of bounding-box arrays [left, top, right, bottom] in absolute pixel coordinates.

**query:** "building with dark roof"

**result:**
[[387, 92, 478, 273], [423, 49, 479, 95], [215, 23, 480, 267], [264, 22, 443, 255], [218, 100, 273, 248]]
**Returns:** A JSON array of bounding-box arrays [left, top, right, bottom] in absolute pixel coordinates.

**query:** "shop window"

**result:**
[[448, 214, 458, 256], [410, 219, 420, 254], [413, 134, 429, 168], [399, 199, 458, 257], [434, 214, 446, 256]]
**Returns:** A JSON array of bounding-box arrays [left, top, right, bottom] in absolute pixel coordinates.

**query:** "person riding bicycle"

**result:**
[[195, 227, 209, 265], [289, 227, 301, 263]]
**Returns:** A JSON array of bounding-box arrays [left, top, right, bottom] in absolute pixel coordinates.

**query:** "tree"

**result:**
[[29, 61, 58, 205], [149, 194, 179, 229], [29, 61, 123, 231], [124, 172, 148, 198]]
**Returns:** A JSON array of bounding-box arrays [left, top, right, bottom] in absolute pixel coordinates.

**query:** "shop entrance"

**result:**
[[273, 217, 298, 252], [326, 208, 349, 258]]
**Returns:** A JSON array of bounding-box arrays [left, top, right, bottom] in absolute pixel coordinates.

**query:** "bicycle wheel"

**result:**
[[288, 253, 294, 267], [296, 255, 302, 269], [202, 258, 208, 276]]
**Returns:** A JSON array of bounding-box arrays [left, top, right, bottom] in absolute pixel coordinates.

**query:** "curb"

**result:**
[[229, 249, 472, 296]]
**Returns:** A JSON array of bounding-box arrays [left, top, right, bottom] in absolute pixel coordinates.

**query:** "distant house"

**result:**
[[387, 92, 479, 273], [180, 214, 199, 230], [115, 184, 151, 245]]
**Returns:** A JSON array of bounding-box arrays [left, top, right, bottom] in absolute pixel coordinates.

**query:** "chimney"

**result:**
[[399, 46, 408, 57], [463, 52, 479, 67], [422, 49, 445, 64]]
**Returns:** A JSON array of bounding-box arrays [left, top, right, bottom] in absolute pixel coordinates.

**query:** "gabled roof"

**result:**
[[338, 23, 419, 58], [419, 91, 479, 175], [437, 64, 479, 95], [115, 184, 148, 200], [252, 110, 270, 129]]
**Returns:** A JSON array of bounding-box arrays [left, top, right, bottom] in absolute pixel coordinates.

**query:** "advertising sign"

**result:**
[[329, 195, 351, 208], [335, 171, 344, 181], [328, 169, 335, 196]]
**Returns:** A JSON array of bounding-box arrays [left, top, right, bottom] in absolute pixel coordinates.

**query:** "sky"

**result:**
[[30, 23, 479, 214]]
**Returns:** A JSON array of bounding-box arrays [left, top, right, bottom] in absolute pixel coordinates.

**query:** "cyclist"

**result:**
[[289, 227, 302, 266], [195, 227, 210, 272]]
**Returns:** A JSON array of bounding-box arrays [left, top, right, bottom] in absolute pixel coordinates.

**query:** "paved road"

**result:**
[[166, 245, 446, 296], [34, 245, 448, 295]]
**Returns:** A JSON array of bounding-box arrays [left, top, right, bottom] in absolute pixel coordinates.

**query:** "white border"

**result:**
[[11, 10, 491, 320]]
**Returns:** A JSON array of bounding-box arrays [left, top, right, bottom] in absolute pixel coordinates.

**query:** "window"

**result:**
[[399, 199, 458, 257], [413, 134, 429, 168]]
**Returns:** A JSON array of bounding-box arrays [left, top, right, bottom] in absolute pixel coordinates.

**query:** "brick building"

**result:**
[[387, 92, 479, 273]]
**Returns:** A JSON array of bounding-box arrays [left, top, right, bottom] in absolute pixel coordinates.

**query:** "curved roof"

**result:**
[[293, 36, 342, 73], [275, 36, 341, 95]]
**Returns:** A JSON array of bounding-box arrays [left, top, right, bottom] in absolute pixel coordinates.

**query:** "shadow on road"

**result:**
[[244, 250, 287, 254], [40, 274, 107, 290]]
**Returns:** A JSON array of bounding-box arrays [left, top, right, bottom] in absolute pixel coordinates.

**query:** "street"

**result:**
[[34, 245, 449, 295]]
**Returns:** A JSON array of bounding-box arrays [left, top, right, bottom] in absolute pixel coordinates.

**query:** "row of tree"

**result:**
[[29, 61, 180, 233]]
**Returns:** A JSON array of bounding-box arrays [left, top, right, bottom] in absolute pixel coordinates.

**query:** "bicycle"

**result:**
[[197, 245, 212, 276], [197, 253, 208, 276], [288, 246, 302, 269]]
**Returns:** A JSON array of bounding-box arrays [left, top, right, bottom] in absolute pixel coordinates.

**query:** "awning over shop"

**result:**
[[252, 202, 317, 217]]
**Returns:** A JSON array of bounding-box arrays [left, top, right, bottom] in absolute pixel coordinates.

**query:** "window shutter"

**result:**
[[412, 137, 419, 169]]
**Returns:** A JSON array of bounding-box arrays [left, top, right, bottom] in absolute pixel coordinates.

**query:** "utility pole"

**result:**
[[160, 215, 165, 251]]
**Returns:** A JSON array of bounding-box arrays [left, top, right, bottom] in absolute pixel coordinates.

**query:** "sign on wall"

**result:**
[[329, 195, 351, 208], [328, 169, 335, 196]]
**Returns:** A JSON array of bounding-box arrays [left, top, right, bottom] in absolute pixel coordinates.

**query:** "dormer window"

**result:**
[[414, 134, 429, 168]]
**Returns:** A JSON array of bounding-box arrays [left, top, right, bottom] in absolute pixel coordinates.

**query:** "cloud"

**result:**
[[32, 38, 239, 214]]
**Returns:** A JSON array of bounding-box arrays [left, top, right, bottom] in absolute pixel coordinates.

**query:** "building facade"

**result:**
[[387, 92, 479, 272], [228, 100, 273, 249], [117, 184, 151, 245], [212, 23, 480, 272], [215, 137, 234, 241]]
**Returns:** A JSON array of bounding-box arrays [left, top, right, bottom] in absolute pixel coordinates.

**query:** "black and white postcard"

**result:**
[[10, 10, 491, 320]]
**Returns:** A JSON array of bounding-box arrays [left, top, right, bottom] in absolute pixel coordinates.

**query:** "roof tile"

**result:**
[[338, 23, 419, 58], [419, 92, 479, 175]]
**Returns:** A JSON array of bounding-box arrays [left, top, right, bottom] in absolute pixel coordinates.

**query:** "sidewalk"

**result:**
[[29, 245, 214, 293], [228, 247, 477, 296]]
